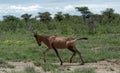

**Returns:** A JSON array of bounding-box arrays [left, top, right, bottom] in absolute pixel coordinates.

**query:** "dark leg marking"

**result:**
[[68, 46, 84, 65], [52, 44, 63, 65], [43, 48, 50, 62], [74, 47, 84, 65], [68, 46, 76, 63]]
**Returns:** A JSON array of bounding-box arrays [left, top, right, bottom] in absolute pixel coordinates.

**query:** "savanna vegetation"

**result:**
[[0, 7, 120, 73]]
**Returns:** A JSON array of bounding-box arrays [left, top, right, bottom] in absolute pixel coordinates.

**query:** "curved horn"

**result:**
[[29, 26, 36, 34]]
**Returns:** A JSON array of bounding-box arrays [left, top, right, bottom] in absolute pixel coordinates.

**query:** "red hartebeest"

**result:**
[[29, 27, 87, 65]]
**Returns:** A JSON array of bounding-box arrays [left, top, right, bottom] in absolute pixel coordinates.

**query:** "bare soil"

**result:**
[[0, 59, 120, 73]]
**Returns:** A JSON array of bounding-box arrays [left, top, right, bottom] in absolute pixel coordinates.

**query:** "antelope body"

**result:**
[[30, 27, 87, 65], [50, 36, 76, 48]]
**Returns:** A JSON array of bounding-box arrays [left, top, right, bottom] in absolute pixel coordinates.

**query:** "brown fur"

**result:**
[[33, 33, 86, 65]]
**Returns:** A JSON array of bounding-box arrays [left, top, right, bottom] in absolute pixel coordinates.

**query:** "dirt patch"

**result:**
[[0, 61, 45, 73], [53, 59, 120, 73], [0, 59, 120, 73]]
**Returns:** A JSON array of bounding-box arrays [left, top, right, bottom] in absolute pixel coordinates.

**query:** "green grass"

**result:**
[[40, 62, 59, 72], [0, 32, 120, 62], [0, 58, 14, 68], [24, 66, 39, 73], [0, 32, 120, 72], [72, 68, 95, 73]]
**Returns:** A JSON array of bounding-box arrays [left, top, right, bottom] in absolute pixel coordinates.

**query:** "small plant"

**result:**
[[40, 62, 59, 72], [33, 60, 41, 67], [72, 68, 96, 73], [24, 66, 38, 73], [6, 71, 24, 73], [0, 58, 14, 68]]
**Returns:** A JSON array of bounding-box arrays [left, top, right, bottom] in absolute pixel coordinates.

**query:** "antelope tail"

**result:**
[[76, 37, 88, 40]]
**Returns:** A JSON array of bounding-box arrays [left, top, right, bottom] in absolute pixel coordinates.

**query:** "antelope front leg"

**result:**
[[52, 46, 63, 65], [43, 48, 50, 62]]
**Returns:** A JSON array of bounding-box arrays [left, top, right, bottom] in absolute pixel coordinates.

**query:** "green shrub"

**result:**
[[72, 68, 96, 73]]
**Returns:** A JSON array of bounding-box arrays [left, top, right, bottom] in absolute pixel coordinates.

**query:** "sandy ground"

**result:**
[[59, 59, 120, 73], [0, 59, 120, 73]]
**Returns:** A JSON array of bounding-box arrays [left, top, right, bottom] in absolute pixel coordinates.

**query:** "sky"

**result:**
[[0, 0, 120, 20]]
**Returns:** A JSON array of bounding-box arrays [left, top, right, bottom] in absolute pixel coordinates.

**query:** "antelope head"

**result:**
[[29, 26, 41, 46]]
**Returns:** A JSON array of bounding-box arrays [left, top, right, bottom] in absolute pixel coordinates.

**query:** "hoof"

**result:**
[[60, 63, 63, 65], [44, 60, 46, 63]]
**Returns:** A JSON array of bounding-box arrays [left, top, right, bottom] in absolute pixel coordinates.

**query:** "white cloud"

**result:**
[[63, 3, 120, 14], [64, 5, 75, 11], [0, 3, 120, 14], [0, 2, 120, 19], [0, 4, 42, 14], [85, 4, 120, 14]]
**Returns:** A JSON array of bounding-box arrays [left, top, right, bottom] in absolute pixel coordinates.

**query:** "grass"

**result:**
[[40, 62, 59, 72], [0, 32, 120, 62], [0, 58, 14, 68], [0, 32, 120, 72], [71, 68, 95, 73], [24, 66, 39, 73]]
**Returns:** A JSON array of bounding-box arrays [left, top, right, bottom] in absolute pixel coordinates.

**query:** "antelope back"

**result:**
[[52, 36, 76, 48]]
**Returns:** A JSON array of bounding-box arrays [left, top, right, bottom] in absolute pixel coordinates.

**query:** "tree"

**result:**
[[75, 7, 92, 24], [3, 15, 19, 22], [21, 13, 32, 22], [102, 8, 115, 23], [54, 12, 64, 21], [64, 13, 70, 19], [2, 15, 21, 31], [92, 14, 103, 23], [38, 12, 52, 23], [75, 7, 95, 34]]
